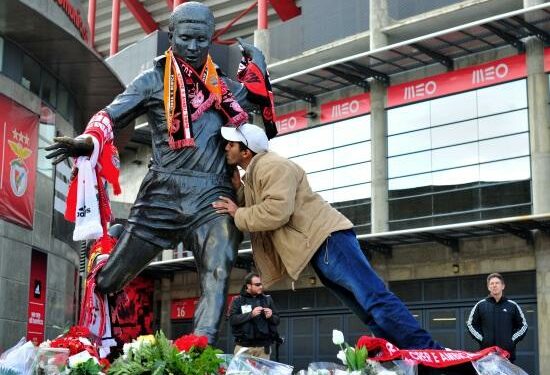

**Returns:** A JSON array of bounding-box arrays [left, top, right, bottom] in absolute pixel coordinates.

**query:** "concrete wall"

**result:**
[[0, 73, 79, 351]]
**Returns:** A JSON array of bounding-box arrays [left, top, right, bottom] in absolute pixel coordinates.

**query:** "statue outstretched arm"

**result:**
[[45, 69, 156, 164]]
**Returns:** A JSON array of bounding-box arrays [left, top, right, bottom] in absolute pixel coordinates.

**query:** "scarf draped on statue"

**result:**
[[64, 136, 121, 241], [237, 55, 277, 139], [163, 49, 248, 149]]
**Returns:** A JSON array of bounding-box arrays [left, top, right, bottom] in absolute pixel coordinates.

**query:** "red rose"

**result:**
[[68, 326, 91, 338], [174, 334, 209, 352], [99, 358, 110, 370]]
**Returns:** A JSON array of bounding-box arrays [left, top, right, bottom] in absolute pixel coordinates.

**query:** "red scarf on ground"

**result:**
[[358, 336, 509, 368]]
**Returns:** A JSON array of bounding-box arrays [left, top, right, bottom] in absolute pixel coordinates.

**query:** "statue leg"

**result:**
[[188, 215, 241, 344], [96, 229, 163, 294]]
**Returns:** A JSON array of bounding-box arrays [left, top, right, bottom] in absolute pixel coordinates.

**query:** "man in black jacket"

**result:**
[[230, 272, 280, 359], [466, 273, 528, 362]]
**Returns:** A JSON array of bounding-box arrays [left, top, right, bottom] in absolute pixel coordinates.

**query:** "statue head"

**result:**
[[168, 2, 215, 71]]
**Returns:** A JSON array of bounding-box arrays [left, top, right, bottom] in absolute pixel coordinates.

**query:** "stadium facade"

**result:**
[[1, 1, 550, 374]]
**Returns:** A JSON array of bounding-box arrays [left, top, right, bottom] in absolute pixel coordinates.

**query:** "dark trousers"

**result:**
[[311, 229, 442, 349]]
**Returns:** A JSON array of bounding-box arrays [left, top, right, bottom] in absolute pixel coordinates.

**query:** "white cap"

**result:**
[[221, 124, 269, 153]]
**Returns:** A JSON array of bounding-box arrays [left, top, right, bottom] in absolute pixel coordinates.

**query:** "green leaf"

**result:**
[[345, 348, 357, 371], [355, 346, 368, 370], [70, 359, 102, 375]]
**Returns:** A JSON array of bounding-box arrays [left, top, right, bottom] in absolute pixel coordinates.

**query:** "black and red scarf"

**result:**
[[237, 56, 278, 139], [164, 49, 248, 149]]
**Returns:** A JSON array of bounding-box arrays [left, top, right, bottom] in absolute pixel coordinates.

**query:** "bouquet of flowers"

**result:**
[[37, 326, 107, 375], [107, 332, 223, 375], [331, 330, 376, 375], [329, 331, 416, 375]]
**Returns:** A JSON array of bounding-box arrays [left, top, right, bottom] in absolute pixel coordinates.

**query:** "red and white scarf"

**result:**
[[163, 49, 248, 149], [65, 113, 121, 241]]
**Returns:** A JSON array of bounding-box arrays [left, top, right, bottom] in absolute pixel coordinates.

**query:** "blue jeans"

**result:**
[[311, 229, 442, 349]]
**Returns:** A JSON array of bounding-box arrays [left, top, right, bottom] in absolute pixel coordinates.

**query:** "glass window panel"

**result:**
[[57, 84, 70, 120], [291, 150, 333, 174], [433, 211, 481, 225], [333, 115, 370, 146], [430, 91, 477, 126], [389, 173, 432, 195], [389, 217, 433, 230], [296, 125, 333, 154], [37, 123, 55, 177], [333, 163, 371, 188], [40, 70, 57, 107], [307, 169, 334, 192], [334, 142, 370, 167], [477, 80, 527, 117], [479, 157, 531, 182], [432, 143, 478, 171], [479, 134, 529, 163], [387, 101, 430, 135], [388, 129, 430, 156], [432, 165, 479, 187], [501, 272, 536, 296], [481, 181, 531, 208], [424, 280, 458, 301], [389, 195, 432, 220], [22, 54, 41, 95], [431, 120, 477, 148], [433, 188, 479, 215], [427, 309, 458, 329], [478, 109, 528, 139], [460, 276, 490, 299], [269, 130, 303, 158], [389, 280, 422, 302], [388, 151, 431, 178], [332, 183, 371, 202], [289, 291, 315, 310], [316, 288, 343, 308], [481, 205, 531, 220]]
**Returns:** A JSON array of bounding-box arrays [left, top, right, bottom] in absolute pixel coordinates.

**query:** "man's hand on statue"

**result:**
[[45, 136, 94, 165], [251, 306, 264, 317], [263, 307, 273, 318], [212, 196, 238, 217], [231, 167, 242, 191], [237, 37, 267, 74]]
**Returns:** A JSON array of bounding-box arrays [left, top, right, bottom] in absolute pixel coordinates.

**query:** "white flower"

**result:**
[[336, 350, 347, 365], [122, 343, 132, 355], [68, 350, 98, 368], [39, 340, 51, 348], [332, 330, 345, 345]]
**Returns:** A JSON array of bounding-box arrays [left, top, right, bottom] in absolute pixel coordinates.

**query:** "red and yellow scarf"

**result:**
[[163, 49, 248, 149]]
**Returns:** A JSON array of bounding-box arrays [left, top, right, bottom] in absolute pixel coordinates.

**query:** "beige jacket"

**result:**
[[234, 152, 353, 287]]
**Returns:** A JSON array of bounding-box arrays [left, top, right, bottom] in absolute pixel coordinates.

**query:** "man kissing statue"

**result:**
[[46, 1, 276, 344]]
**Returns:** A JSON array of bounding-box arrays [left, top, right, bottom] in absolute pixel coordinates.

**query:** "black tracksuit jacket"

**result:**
[[466, 295, 528, 361]]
